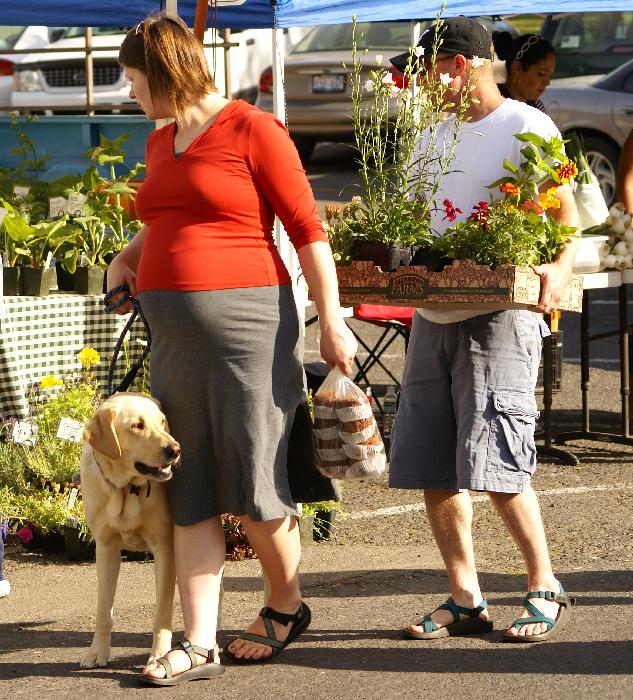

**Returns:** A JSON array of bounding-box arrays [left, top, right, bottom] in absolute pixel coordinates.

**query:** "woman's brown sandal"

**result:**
[[141, 638, 224, 686], [223, 602, 311, 664]]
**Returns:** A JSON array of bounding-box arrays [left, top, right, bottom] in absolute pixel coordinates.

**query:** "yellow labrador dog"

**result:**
[[79, 392, 181, 669]]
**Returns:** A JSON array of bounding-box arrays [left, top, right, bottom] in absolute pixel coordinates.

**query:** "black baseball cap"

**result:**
[[390, 16, 493, 73]]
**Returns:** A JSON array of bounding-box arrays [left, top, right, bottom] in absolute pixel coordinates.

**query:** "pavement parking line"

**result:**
[[348, 483, 633, 520], [565, 358, 621, 364]]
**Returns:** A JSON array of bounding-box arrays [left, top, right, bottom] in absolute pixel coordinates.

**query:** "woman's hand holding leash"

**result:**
[[106, 259, 138, 315]]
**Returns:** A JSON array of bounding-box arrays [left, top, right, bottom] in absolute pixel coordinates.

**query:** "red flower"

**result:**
[[521, 200, 545, 215], [17, 524, 34, 544], [467, 200, 491, 228], [442, 198, 462, 222]]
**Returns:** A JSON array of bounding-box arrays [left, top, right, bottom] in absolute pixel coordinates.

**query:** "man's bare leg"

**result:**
[[404, 489, 490, 635], [488, 485, 562, 637]]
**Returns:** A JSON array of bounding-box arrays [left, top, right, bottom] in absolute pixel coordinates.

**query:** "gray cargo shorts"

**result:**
[[389, 310, 550, 493]]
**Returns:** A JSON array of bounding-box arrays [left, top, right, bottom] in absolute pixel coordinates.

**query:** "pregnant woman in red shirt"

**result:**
[[109, 13, 356, 686]]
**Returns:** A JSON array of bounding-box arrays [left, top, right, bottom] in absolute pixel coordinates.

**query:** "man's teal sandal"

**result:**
[[223, 602, 311, 664], [401, 597, 493, 639], [503, 585, 575, 643]]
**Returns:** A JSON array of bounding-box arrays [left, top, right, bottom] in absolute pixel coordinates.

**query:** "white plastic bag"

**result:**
[[574, 175, 609, 231], [312, 367, 386, 480]]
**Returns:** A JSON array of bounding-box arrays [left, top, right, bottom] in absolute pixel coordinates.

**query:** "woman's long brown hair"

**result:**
[[119, 13, 218, 122]]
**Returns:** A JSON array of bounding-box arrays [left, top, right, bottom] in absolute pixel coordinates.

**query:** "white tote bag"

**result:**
[[574, 173, 609, 231]]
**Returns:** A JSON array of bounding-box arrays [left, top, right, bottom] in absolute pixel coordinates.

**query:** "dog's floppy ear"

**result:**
[[83, 406, 121, 459]]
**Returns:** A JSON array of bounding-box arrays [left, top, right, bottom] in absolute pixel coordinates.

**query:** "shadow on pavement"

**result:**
[[221, 568, 633, 598], [2, 638, 631, 679], [276, 639, 633, 674]]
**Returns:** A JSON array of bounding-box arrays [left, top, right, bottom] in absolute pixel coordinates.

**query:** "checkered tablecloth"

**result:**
[[0, 293, 148, 418]]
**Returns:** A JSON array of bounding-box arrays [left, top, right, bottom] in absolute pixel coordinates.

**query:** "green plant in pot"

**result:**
[[83, 133, 145, 254], [1, 199, 25, 294], [1, 206, 72, 296], [64, 211, 113, 294], [326, 13, 473, 271]]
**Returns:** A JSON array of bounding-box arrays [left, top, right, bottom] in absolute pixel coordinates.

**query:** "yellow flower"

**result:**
[[538, 187, 561, 210], [40, 374, 63, 389], [556, 160, 578, 184], [78, 347, 101, 368]]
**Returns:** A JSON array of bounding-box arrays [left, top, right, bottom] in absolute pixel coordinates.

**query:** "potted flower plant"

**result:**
[[326, 15, 473, 271], [429, 132, 579, 267]]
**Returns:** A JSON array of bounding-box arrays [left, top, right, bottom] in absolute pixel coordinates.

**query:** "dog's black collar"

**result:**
[[92, 451, 151, 498]]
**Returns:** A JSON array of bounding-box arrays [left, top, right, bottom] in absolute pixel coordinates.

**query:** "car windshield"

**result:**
[[292, 18, 515, 54], [62, 27, 128, 39], [292, 22, 415, 53], [0, 26, 27, 51], [544, 12, 633, 77]]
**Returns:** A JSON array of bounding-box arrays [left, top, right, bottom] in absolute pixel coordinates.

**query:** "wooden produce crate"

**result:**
[[334, 260, 583, 312]]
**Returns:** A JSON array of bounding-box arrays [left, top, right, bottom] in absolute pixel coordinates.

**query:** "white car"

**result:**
[[542, 59, 633, 205], [11, 25, 309, 113], [0, 26, 62, 109]]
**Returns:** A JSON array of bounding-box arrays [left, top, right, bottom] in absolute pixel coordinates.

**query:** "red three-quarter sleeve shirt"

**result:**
[[134, 100, 328, 292]]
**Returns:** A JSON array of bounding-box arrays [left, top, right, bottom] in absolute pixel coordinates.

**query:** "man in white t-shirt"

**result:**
[[389, 17, 578, 643]]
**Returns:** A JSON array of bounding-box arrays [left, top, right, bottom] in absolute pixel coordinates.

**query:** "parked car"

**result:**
[[11, 26, 309, 113], [542, 58, 633, 205], [256, 17, 517, 162], [0, 26, 63, 110], [541, 11, 633, 79]]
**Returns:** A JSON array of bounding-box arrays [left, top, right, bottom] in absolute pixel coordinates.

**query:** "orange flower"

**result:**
[[556, 160, 578, 184], [499, 181, 520, 197]]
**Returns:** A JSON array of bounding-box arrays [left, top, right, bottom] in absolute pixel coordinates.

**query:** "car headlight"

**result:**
[[14, 70, 43, 92]]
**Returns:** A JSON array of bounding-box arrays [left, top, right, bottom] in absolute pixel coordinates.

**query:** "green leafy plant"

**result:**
[[82, 133, 145, 251], [431, 132, 579, 266], [0, 485, 90, 542], [0, 202, 77, 268], [326, 11, 474, 254], [7, 112, 50, 186], [565, 132, 593, 186]]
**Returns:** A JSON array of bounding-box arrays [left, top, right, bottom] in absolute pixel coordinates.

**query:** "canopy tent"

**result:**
[[3, 0, 633, 29]]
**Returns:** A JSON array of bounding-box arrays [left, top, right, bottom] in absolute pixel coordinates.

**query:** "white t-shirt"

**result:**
[[413, 98, 561, 324]]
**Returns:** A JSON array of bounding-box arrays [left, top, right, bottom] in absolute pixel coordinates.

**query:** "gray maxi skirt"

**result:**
[[138, 284, 304, 525]]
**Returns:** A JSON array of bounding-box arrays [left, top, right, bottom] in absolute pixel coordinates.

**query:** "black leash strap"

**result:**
[[103, 284, 152, 397]]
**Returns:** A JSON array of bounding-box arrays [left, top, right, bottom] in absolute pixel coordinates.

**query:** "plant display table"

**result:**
[[555, 271, 633, 447], [0, 293, 147, 418]]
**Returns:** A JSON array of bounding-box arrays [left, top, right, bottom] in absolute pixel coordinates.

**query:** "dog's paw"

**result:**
[[80, 646, 110, 668], [149, 630, 172, 664]]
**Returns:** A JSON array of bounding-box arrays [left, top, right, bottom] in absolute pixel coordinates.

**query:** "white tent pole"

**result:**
[[271, 29, 305, 328], [155, 0, 180, 129], [272, 28, 286, 124], [165, 0, 178, 18]]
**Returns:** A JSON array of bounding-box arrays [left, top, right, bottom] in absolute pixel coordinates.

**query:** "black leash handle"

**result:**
[[103, 284, 152, 396]]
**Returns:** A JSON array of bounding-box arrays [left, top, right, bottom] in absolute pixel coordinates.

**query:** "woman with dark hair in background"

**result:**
[[492, 32, 556, 112]]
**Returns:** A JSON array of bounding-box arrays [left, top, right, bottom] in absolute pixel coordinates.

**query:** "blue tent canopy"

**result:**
[[3, 1, 633, 29]]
